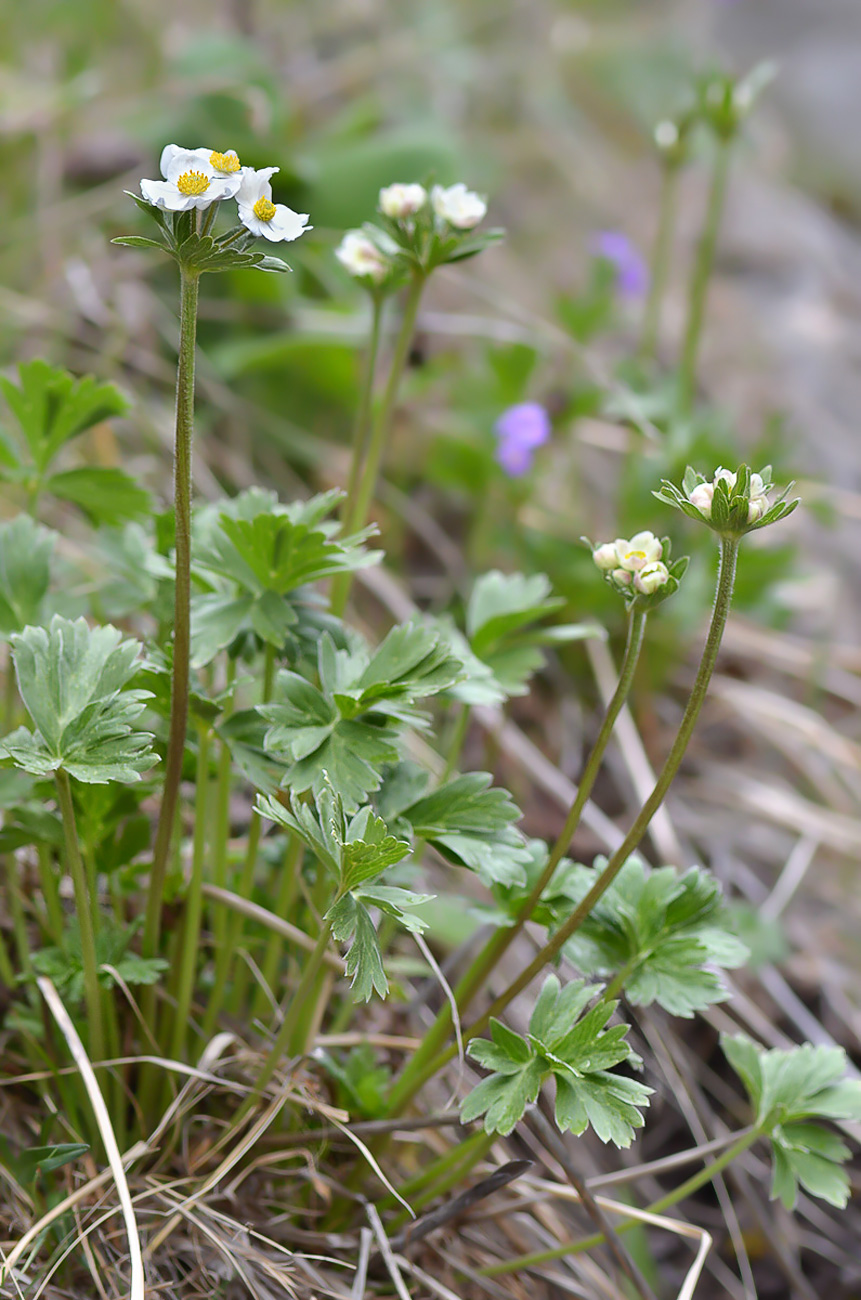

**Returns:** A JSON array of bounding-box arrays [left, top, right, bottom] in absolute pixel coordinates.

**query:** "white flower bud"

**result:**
[[593, 542, 619, 571], [714, 467, 737, 490], [431, 182, 487, 230], [379, 182, 427, 219], [616, 531, 663, 573], [634, 560, 670, 594], [335, 230, 389, 282], [612, 568, 633, 587], [688, 482, 714, 517], [748, 473, 766, 498], [747, 495, 768, 523]]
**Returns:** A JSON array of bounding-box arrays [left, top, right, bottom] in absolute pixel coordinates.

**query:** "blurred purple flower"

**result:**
[[592, 230, 649, 299], [494, 402, 551, 477]]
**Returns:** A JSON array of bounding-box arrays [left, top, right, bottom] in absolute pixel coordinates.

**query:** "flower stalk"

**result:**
[[144, 264, 200, 961], [639, 162, 680, 363], [55, 769, 104, 1066], [678, 138, 732, 411]]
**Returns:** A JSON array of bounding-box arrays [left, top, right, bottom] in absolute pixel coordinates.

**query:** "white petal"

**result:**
[[140, 179, 199, 211], [237, 205, 267, 238], [266, 205, 311, 241], [208, 174, 242, 201], [163, 148, 214, 184], [159, 144, 186, 178], [236, 165, 279, 205]]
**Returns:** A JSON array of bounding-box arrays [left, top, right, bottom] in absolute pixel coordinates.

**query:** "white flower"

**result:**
[[379, 182, 427, 219], [635, 561, 670, 595], [336, 230, 390, 282], [612, 568, 633, 587], [236, 167, 311, 243], [431, 182, 487, 230], [615, 531, 663, 573], [713, 467, 737, 490], [688, 482, 714, 517], [140, 144, 243, 212], [593, 542, 619, 571]]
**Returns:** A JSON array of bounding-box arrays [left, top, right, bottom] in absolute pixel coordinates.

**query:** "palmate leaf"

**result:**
[[261, 624, 463, 809], [0, 515, 56, 639], [2, 616, 156, 784], [399, 771, 531, 888], [258, 789, 426, 1001], [723, 1033, 861, 1210], [463, 975, 651, 1143], [0, 360, 129, 476], [561, 858, 748, 1017], [44, 466, 151, 524], [30, 921, 167, 1006]]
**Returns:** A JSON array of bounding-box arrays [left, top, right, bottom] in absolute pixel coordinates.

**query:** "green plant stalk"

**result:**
[[477, 1128, 760, 1277], [331, 271, 425, 617], [442, 702, 471, 782], [36, 844, 63, 942], [389, 540, 738, 1112], [0, 918, 14, 987], [378, 1126, 493, 1212], [388, 608, 647, 1111], [144, 265, 200, 961], [233, 916, 334, 1126], [167, 724, 211, 1064], [639, 163, 680, 363], [210, 656, 236, 954], [3, 655, 16, 732], [678, 139, 732, 411], [2, 855, 32, 981], [252, 834, 304, 1022], [55, 770, 104, 1066], [341, 294, 384, 521], [388, 1131, 496, 1229]]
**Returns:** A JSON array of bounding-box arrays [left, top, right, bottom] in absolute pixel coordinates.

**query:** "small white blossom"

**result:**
[[714, 467, 737, 490], [615, 531, 663, 573], [635, 560, 670, 594], [336, 230, 390, 282], [593, 542, 619, 571], [688, 482, 714, 517], [140, 144, 243, 212], [379, 182, 427, 219], [612, 568, 633, 587], [431, 182, 487, 230], [236, 167, 311, 243], [747, 495, 767, 523]]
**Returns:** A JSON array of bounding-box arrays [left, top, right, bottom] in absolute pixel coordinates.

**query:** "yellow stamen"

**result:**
[[253, 196, 277, 222], [176, 170, 210, 196], [210, 150, 240, 173]]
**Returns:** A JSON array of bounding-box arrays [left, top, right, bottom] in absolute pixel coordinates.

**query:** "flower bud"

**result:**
[[592, 542, 619, 571], [612, 568, 633, 587], [747, 495, 767, 523], [431, 182, 487, 230], [688, 482, 714, 517], [335, 230, 389, 282], [616, 531, 663, 573], [379, 182, 428, 219], [634, 560, 670, 594]]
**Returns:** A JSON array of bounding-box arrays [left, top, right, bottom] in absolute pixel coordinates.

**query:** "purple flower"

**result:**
[[592, 230, 649, 299], [494, 402, 551, 477]]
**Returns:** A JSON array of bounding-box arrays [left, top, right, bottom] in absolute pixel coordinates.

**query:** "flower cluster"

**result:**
[[494, 402, 551, 477], [654, 464, 798, 538], [590, 530, 688, 608], [140, 145, 311, 244], [335, 178, 498, 287]]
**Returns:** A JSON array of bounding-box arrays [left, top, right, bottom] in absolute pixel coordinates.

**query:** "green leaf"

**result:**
[[563, 859, 748, 1017], [0, 515, 56, 639], [31, 921, 167, 1005], [0, 361, 129, 475], [45, 466, 151, 524], [111, 235, 167, 250], [341, 806, 411, 891], [399, 772, 531, 888], [463, 975, 650, 1144], [3, 616, 156, 784], [217, 710, 287, 795], [11, 1143, 89, 1185], [327, 895, 388, 1001], [467, 571, 563, 652]]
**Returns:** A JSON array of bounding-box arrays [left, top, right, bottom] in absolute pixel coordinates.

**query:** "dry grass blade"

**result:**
[[34, 976, 145, 1300], [351, 1226, 373, 1300], [365, 1202, 413, 1300], [202, 884, 347, 971]]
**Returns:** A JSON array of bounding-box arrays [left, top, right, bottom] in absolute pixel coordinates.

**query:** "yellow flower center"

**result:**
[[253, 196, 277, 222], [176, 170, 210, 196], [210, 150, 240, 173]]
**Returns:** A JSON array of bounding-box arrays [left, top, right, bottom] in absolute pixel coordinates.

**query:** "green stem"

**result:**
[[678, 140, 732, 411], [202, 644, 276, 1035], [331, 272, 425, 617], [2, 855, 33, 980], [252, 834, 304, 1022], [639, 163, 680, 363], [36, 843, 63, 941], [144, 265, 200, 961], [4, 652, 17, 731], [388, 608, 647, 1114], [478, 1129, 760, 1277], [55, 770, 104, 1065], [390, 540, 739, 1112], [167, 724, 211, 1063], [442, 703, 471, 782], [341, 294, 384, 519], [210, 657, 236, 954], [233, 916, 334, 1126]]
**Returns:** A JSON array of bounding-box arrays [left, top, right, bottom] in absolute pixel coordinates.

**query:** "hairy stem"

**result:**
[[639, 164, 680, 363], [332, 272, 425, 616], [390, 539, 738, 1112], [167, 724, 211, 1063], [55, 770, 104, 1065], [388, 607, 647, 1112], [678, 140, 731, 411], [144, 265, 200, 959]]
